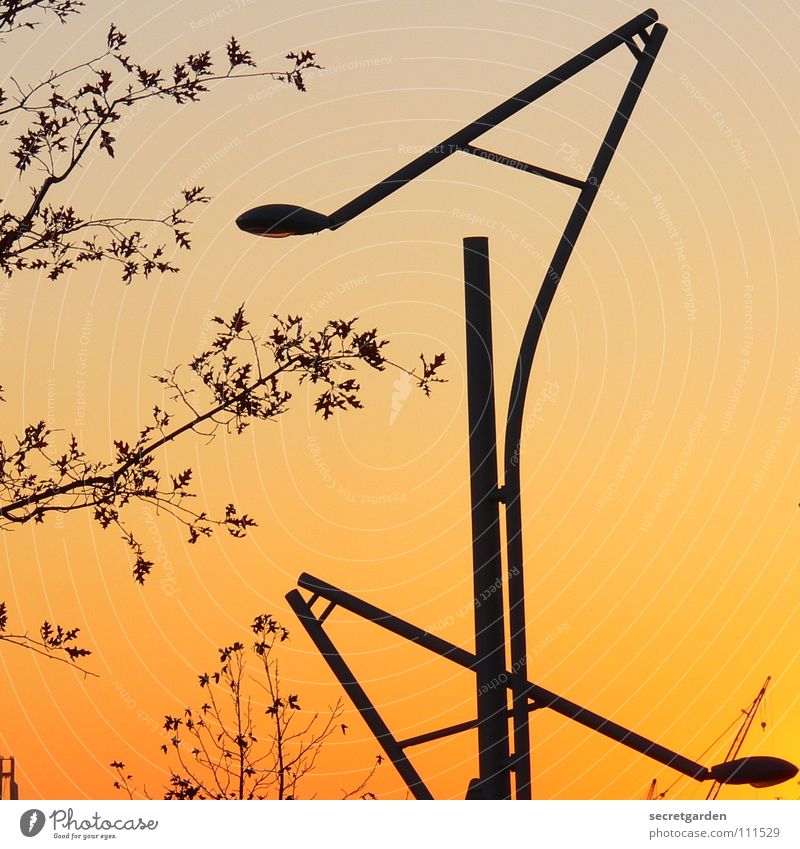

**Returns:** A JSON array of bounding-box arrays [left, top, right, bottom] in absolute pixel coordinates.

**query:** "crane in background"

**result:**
[[643, 677, 771, 801], [706, 676, 771, 800]]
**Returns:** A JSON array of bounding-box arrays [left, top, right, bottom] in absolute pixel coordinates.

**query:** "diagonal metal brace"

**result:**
[[288, 573, 712, 797], [286, 587, 434, 799]]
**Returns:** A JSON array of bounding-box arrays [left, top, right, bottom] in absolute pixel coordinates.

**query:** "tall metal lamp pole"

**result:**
[[234, 10, 798, 800]]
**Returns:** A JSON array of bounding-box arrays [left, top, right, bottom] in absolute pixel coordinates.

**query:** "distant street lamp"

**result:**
[[236, 9, 798, 799]]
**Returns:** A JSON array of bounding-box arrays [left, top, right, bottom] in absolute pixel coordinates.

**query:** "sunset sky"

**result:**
[[2, 0, 800, 801]]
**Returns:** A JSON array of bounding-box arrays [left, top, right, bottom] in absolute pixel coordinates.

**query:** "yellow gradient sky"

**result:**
[[2, 0, 800, 800]]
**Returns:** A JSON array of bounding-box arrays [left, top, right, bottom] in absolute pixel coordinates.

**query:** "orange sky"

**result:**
[[2, 0, 800, 801]]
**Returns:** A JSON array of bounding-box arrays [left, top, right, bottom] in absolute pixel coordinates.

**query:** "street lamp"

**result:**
[[235, 203, 331, 238], [236, 9, 798, 800]]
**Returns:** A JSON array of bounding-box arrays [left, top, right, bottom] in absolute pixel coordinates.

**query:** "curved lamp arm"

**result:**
[[236, 9, 661, 238]]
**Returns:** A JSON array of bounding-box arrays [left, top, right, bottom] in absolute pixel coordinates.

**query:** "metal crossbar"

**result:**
[[287, 574, 713, 799]]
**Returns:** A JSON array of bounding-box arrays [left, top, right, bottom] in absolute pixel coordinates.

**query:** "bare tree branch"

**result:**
[[0, 5, 446, 684], [0, 306, 445, 584], [0, 600, 95, 675], [0, 20, 319, 282], [0, 0, 83, 36]]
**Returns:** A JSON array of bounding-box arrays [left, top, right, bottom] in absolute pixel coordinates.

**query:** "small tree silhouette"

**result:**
[[111, 613, 381, 799]]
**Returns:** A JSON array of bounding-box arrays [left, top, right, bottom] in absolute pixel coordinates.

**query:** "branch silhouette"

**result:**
[[112, 613, 379, 799], [0, 306, 444, 582], [0, 16, 319, 282], [0, 4, 445, 678], [0, 0, 83, 36], [0, 601, 94, 675]]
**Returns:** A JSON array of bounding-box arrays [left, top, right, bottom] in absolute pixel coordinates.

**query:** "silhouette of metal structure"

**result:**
[[284, 576, 796, 798], [706, 677, 771, 800], [0, 755, 19, 800], [237, 9, 799, 799]]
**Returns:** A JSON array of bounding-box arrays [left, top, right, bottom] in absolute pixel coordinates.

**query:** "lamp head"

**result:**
[[235, 203, 332, 238], [709, 756, 799, 788]]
